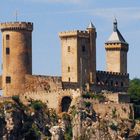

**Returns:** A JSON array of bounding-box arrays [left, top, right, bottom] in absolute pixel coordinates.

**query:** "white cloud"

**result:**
[[22, 0, 84, 4], [90, 7, 140, 21]]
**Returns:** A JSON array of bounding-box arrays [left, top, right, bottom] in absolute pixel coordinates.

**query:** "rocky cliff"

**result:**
[[0, 95, 140, 140]]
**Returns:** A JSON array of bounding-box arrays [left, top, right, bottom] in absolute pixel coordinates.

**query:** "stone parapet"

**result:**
[[0, 22, 33, 31], [97, 70, 129, 76], [59, 30, 89, 38]]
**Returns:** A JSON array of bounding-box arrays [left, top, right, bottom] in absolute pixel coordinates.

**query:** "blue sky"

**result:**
[[0, 0, 140, 79]]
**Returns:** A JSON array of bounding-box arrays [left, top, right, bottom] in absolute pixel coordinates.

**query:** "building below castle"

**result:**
[[0, 19, 129, 97]]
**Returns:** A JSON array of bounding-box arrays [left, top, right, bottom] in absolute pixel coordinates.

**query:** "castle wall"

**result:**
[[20, 89, 80, 113], [96, 71, 129, 92], [104, 93, 130, 103], [93, 102, 134, 120], [25, 74, 62, 92]]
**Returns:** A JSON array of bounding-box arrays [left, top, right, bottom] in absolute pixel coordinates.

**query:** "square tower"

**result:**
[[59, 22, 97, 88]]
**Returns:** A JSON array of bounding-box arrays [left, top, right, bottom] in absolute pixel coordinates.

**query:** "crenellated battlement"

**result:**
[[97, 70, 129, 77], [22, 88, 80, 96], [59, 30, 89, 38], [0, 22, 33, 31]]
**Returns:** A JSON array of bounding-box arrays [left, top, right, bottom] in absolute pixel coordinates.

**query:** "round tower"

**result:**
[[0, 22, 33, 96]]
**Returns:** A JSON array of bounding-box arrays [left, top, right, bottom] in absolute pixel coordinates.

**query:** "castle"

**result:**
[[0, 18, 129, 97]]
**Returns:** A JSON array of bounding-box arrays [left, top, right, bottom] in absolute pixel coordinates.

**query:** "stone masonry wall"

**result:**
[[25, 74, 62, 92], [96, 71, 129, 92], [20, 89, 81, 113], [93, 102, 134, 120]]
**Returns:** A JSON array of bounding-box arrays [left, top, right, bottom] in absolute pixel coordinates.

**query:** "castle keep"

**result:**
[[0, 19, 129, 97]]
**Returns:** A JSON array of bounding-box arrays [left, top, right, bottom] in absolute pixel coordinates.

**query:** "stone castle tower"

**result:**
[[59, 22, 97, 87], [0, 22, 33, 96], [105, 18, 129, 73]]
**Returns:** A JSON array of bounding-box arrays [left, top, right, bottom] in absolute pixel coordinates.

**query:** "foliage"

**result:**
[[109, 122, 118, 131], [12, 95, 20, 103], [83, 101, 91, 108], [69, 105, 77, 117], [24, 123, 41, 140], [82, 92, 105, 102], [112, 108, 117, 118], [30, 100, 44, 111], [49, 109, 58, 125], [62, 113, 71, 121], [128, 78, 140, 104], [64, 126, 73, 140]]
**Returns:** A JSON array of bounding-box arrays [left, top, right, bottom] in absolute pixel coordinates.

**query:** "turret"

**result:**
[[105, 18, 129, 73]]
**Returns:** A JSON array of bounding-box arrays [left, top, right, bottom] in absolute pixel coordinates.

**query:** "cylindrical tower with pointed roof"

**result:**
[[105, 19, 129, 73], [0, 22, 33, 96]]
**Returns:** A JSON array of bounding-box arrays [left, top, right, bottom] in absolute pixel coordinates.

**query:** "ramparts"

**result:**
[[96, 70, 129, 92], [59, 30, 89, 38], [20, 89, 81, 113], [25, 74, 62, 92], [0, 22, 33, 31]]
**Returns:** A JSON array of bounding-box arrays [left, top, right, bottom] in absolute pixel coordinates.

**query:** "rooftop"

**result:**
[[106, 18, 128, 44]]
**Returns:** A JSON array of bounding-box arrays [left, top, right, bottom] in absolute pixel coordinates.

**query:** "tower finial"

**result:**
[[87, 21, 95, 29], [113, 17, 117, 32], [14, 10, 18, 21]]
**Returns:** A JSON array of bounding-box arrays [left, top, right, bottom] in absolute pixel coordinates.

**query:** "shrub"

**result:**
[[12, 95, 20, 103], [109, 123, 118, 131], [84, 101, 91, 108], [112, 108, 117, 118], [82, 93, 105, 102], [31, 100, 43, 111]]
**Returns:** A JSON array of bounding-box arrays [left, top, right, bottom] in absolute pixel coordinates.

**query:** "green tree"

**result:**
[[128, 78, 140, 104]]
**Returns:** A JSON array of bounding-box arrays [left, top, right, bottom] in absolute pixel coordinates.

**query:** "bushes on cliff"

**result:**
[[30, 100, 44, 111], [128, 78, 140, 104], [82, 92, 105, 102]]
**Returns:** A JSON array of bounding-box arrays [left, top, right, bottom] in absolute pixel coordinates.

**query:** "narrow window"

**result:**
[[6, 76, 11, 83], [111, 80, 113, 86], [6, 48, 10, 55], [68, 66, 70, 72], [115, 81, 118, 86], [121, 82, 124, 87], [68, 46, 70, 52], [82, 45, 85, 52], [68, 77, 71, 82], [6, 34, 10, 40]]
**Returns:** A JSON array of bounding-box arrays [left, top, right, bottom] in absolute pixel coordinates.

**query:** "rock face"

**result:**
[[50, 126, 64, 140], [0, 96, 140, 140], [71, 98, 140, 140]]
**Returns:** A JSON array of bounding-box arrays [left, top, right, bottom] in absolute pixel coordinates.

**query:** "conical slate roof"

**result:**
[[106, 18, 128, 44], [87, 21, 95, 29]]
